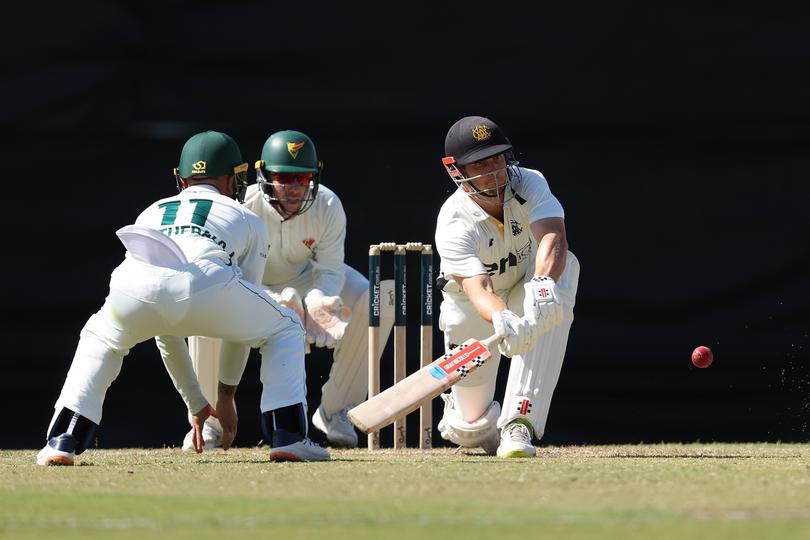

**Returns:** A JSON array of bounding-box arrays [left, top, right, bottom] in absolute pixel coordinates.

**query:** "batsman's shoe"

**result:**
[[181, 420, 223, 452], [311, 406, 358, 448], [496, 421, 537, 458], [269, 429, 331, 462], [36, 434, 76, 466]]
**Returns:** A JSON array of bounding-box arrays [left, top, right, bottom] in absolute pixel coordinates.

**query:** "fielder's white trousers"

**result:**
[[266, 263, 371, 415], [54, 256, 306, 424], [438, 251, 580, 439]]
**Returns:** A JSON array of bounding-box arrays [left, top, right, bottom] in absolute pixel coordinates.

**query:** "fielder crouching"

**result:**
[[435, 116, 580, 458], [38, 131, 329, 465]]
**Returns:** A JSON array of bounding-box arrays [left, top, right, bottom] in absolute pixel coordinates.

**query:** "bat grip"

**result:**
[[481, 334, 503, 352]]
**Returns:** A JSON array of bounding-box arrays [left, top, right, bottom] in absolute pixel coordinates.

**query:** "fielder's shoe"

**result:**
[[36, 434, 76, 466], [269, 429, 331, 462], [496, 421, 537, 458], [311, 406, 358, 448], [181, 420, 223, 452]]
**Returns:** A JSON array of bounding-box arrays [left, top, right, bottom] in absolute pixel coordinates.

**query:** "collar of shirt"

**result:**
[[453, 186, 517, 223], [183, 184, 221, 195]]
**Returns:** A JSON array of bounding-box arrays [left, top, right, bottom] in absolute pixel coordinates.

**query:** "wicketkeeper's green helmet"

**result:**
[[255, 130, 322, 216]]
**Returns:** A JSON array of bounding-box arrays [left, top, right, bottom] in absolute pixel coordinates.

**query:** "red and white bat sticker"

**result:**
[[431, 341, 488, 379]]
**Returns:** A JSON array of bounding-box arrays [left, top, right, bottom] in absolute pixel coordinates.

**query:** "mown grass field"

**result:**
[[1, 444, 809, 539]]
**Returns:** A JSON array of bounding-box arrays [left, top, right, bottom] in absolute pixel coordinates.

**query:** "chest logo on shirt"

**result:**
[[302, 237, 316, 252], [192, 160, 206, 174], [510, 220, 523, 236], [472, 125, 492, 141], [287, 141, 306, 159], [482, 239, 532, 276]]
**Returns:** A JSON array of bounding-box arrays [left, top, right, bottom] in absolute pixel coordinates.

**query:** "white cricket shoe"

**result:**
[[496, 421, 537, 458], [270, 437, 331, 462], [36, 443, 75, 466], [181, 420, 223, 452], [311, 406, 358, 448]]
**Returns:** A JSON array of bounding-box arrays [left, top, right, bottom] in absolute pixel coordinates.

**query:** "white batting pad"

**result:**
[[498, 252, 580, 438]]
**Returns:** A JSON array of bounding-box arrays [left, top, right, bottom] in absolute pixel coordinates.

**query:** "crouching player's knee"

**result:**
[[437, 394, 500, 451]]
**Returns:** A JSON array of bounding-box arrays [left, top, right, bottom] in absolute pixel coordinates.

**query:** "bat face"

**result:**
[[348, 336, 497, 434]]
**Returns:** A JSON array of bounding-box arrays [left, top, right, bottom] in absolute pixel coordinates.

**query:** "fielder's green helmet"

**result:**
[[256, 130, 321, 174], [174, 131, 249, 202], [178, 131, 245, 178]]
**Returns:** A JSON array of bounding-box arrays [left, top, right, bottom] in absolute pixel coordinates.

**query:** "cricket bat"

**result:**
[[348, 334, 501, 434]]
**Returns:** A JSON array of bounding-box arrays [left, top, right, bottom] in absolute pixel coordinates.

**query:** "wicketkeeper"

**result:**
[[181, 130, 394, 449], [435, 116, 580, 458]]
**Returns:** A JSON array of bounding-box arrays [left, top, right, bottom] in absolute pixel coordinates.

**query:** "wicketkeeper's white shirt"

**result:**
[[435, 167, 565, 300], [243, 183, 346, 296]]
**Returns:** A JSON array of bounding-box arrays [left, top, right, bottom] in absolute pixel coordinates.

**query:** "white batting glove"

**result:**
[[277, 287, 311, 354], [491, 309, 538, 357], [304, 289, 352, 349], [523, 276, 563, 334]]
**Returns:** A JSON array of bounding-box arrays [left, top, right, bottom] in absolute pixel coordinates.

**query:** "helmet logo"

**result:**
[[471, 125, 492, 142], [287, 141, 306, 159], [192, 160, 207, 174]]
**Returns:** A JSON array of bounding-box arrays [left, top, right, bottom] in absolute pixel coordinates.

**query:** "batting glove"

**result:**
[[491, 309, 538, 357], [523, 276, 563, 334]]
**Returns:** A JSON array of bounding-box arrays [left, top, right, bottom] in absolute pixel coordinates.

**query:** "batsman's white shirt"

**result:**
[[436, 167, 564, 301]]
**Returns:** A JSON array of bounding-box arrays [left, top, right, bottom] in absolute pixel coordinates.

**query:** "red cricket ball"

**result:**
[[691, 345, 713, 368]]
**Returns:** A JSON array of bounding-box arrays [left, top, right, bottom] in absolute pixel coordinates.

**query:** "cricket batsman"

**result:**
[[435, 116, 580, 458], [182, 130, 393, 449]]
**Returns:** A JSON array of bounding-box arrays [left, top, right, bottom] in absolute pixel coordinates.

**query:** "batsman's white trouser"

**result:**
[[54, 255, 306, 424], [438, 251, 580, 438], [187, 264, 395, 418]]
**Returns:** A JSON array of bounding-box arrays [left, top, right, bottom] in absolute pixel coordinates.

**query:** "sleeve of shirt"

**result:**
[[238, 212, 269, 286], [154, 335, 210, 415], [516, 169, 565, 223], [308, 195, 347, 297], [435, 217, 488, 279], [217, 340, 251, 386]]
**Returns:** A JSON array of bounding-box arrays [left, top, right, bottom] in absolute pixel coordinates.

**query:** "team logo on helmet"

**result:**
[[471, 125, 492, 142], [287, 141, 306, 159], [192, 160, 207, 174]]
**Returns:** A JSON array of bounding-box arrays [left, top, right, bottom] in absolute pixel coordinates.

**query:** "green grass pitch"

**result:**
[[2, 444, 809, 539]]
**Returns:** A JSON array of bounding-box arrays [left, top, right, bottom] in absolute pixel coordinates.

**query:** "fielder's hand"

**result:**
[[491, 309, 538, 357], [523, 276, 563, 334], [190, 404, 218, 454], [216, 386, 238, 450], [305, 289, 351, 349]]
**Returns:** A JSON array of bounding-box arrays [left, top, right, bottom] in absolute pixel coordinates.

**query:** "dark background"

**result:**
[[3, 2, 808, 450]]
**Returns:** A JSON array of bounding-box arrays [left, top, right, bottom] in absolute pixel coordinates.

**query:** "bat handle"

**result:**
[[481, 334, 503, 351]]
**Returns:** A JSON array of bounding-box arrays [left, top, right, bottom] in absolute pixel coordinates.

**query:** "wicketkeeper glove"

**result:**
[[304, 289, 352, 349], [523, 276, 563, 335], [491, 309, 538, 357]]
